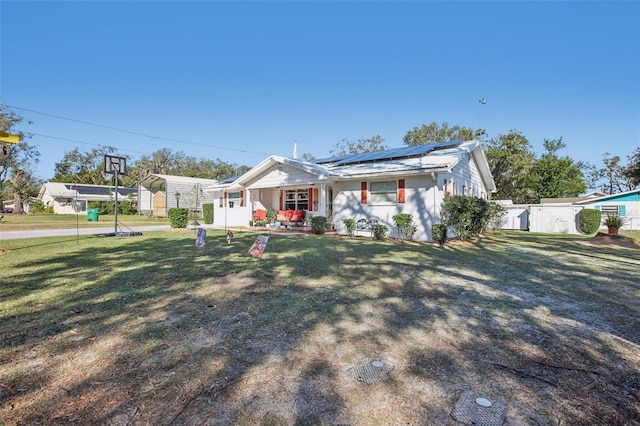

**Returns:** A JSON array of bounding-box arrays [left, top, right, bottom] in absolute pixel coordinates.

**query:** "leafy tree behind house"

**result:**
[[530, 138, 587, 202], [624, 148, 640, 189], [484, 130, 537, 203], [122, 148, 249, 187], [403, 121, 483, 145], [52, 146, 118, 185], [330, 135, 389, 156]]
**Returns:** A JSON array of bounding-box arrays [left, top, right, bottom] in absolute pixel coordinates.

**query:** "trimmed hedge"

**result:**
[[311, 215, 328, 235], [579, 208, 601, 234], [392, 213, 416, 241], [169, 208, 190, 228], [373, 224, 388, 241], [432, 224, 448, 245], [202, 203, 213, 225], [343, 218, 356, 238]]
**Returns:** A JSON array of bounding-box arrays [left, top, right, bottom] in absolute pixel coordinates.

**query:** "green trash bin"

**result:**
[[87, 208, 99, 222]]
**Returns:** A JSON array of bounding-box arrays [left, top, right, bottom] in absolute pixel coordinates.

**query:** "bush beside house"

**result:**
[[578, 209, 601, 234]]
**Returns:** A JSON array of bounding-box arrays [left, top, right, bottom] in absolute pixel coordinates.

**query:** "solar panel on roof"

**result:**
[[313, 140, 464, 166], [220, 176, 239, 184]]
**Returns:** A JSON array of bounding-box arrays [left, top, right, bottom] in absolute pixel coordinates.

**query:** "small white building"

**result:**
[[205, 140, 497, 242], [38, 182, 137, 215]]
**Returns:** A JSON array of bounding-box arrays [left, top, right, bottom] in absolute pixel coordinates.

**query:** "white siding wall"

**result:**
[[496, 205, 529, 230], [248, 167, 319, 189], [529, 205, 583, 234], [587, 200, 640, 231], [332, 176, 442, 242], [450, 154, 486, 198], [213, 205, 252, 228]]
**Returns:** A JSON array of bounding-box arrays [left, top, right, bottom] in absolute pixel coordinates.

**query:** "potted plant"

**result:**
[[603, 214, 625, 234], [266, 209, 277, 227]]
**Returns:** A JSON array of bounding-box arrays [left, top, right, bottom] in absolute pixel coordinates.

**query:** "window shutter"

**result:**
[[308, 187, 314, 210], [224, 192, 228, 207], [444, 180, 448, 197], [240, 190, 244, 207], [619, 205, 626, 216], [398, 179, 405, 203], [361, 182, 368, 204], [279, 190, 283, 210]]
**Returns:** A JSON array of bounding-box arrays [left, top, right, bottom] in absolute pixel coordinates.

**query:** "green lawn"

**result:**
[[0, 230, 638, 425], [0, 213, 169, 231]]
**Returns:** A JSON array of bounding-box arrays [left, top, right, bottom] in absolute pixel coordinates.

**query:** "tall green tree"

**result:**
[[530, 138, 587, 202], [623, 148, 639, 190], [485, 130, 537, 203], [123, 148, 249, 187], [9, 168, 42, 214], [330, 135, 389, 156], [403, 121, 483, 146], [1, 105, 40, 212], [588, 153, 630, 195], [52, 146, 119, 185]]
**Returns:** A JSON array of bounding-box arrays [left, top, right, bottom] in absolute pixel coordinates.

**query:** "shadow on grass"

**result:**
[[0, 230, 638, 424]]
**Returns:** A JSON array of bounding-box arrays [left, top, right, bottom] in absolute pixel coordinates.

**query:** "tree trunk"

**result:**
[[13, 193, 23, 214]]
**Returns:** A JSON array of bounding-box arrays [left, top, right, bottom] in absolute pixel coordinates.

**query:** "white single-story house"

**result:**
[[575, 188, 640, 231], [38, 182, 138, 215], [204, 140, 497, 242], [138, 174, 218, 217]]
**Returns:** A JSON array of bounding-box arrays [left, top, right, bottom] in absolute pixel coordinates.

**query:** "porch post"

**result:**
[[319, 183, 326, 216]]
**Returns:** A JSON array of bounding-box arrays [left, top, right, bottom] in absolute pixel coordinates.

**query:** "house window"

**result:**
[[228, 192, 240, 208], [284, 189, 308, 210], [369, 181, 397, 205], [601, 205, 625, 216]]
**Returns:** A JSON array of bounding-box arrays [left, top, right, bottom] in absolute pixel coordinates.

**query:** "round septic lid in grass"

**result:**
[[371, 360, 384, 368], [475, 397, 492, 407]]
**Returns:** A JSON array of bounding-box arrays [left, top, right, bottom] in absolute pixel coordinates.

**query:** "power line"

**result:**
[[2, 103, 272, 157], [26, 132, 150, 156]]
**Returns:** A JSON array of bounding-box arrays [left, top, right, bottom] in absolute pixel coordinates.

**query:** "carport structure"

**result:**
[[138, 174, 218, 217]]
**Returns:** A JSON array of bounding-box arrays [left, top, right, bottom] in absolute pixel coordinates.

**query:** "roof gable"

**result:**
[[205, 139, 495, 192], [576, 189, 640, 204]]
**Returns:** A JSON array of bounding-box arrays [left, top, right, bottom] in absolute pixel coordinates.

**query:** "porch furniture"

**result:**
[[355, 218, 379, 239], [253, 209, 267, 221], [277, 210, 305, 227]]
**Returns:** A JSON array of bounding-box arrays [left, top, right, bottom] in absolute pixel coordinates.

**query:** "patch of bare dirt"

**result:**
[[589, 231, 640, 248], [0, 247, 8, 255]]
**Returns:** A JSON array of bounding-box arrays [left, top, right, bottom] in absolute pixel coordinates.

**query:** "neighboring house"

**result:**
[[498, 190, 639, 234], [575, 188, 640, 231], [138, 174, 218, 217], [38, 182, 137, 215], [205, 140, 496, 242]]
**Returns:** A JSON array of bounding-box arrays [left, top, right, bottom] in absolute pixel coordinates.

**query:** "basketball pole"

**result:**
[[114, 163, 119, 235]]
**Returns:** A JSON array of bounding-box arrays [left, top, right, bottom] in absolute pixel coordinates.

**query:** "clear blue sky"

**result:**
[[1, 1, 638, 181]]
